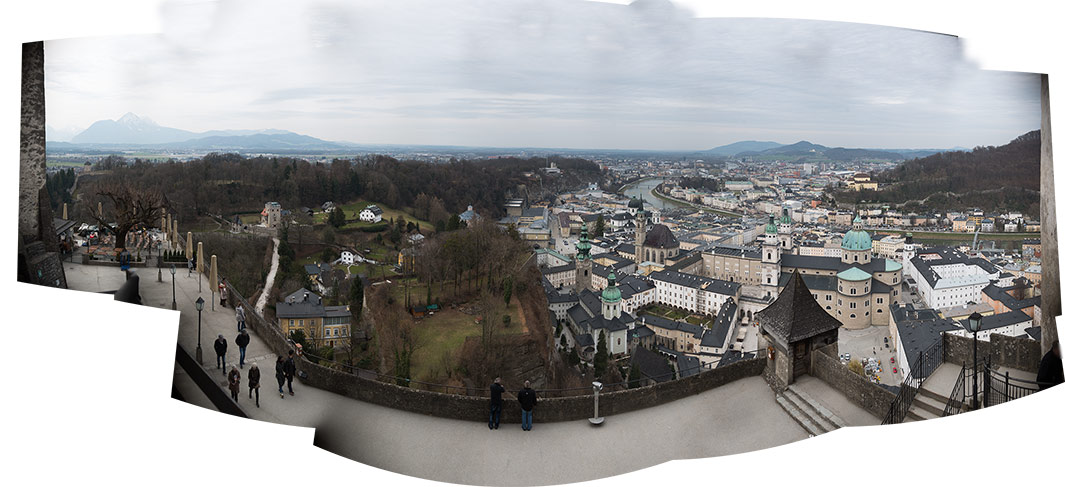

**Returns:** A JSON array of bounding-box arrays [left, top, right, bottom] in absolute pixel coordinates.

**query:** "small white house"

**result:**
[[359, 205, 383, 223], [339, 250, 359, 265]]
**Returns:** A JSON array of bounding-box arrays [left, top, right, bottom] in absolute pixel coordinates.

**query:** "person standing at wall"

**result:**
[[488, 377, 505, 430], [219, 281, 229, 308], [517, 380, 538, 431], [236, 304, 246, 332], [247, 363, 261, 407], [1037, 340, 1064, 390]]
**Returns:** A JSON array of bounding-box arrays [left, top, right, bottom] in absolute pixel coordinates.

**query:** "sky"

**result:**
[[43, 0, 1042, 151]]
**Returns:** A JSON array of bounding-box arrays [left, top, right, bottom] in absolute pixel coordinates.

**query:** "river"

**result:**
[[621, 178, 680, 209]]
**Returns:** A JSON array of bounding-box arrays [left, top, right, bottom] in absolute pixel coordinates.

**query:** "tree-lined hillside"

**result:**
[[835, 131, 1040, 215], [73, 154, 602, 226]]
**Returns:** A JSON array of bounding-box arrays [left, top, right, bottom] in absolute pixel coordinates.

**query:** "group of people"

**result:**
[[488, 377, 538, 431], [224, 350, 299, 407]]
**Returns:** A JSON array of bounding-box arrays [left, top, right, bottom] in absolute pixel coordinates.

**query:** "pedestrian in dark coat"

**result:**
[[517, 380, 538, 431], [235, 329, 250, 368], [488, 377, 504, 430], [227, 367, 241, 402], [1037, 341, 1064, 390], [187, 258, 193, 277], [275, 356, 286, 398], [283, 350, 297, 395], [248, 363, 261, 407], [214, 334, 228, 371]]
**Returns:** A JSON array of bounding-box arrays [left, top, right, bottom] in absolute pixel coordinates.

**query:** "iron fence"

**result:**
[[983, 367, 1050, 407], [882, 338, 944, 424]]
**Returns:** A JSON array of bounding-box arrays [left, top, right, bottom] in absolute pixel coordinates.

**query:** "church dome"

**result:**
[[842, 215, 872, 251], [781, 210, 792, 225], [765, 216, 777, 235], [628, 197, 644, 209], [602, 272, 622, 303]]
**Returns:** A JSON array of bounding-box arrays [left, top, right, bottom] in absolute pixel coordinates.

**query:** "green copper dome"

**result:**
[[601, 272, 622, 303], [781, 210, 792, 225], [842, 215, 872, 251], [765, 216, 777, 235]]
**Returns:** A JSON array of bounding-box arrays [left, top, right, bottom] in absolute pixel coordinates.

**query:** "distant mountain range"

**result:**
[[51, 113, 342, 151], [701, 140, 783, 156], [705, 139, 958, 161]]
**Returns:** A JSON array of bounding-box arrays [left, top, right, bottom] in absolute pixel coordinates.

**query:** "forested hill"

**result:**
[[835, 131, 1040, 215], [73, 154, 602, 225]]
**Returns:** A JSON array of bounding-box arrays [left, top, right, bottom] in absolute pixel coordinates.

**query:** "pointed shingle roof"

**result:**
[[756, 274, 842, 344]]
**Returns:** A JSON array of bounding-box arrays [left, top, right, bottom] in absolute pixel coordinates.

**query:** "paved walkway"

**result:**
[[791, 375, 880, 426], [64, 262, 810, 485]]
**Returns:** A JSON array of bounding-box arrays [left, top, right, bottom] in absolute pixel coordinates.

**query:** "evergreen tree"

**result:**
[[349, 276, 364, 323], [446, 214, 461, 231], [594, 331, 609, 378], [594, 214, 605, 237], [502, 275, 513, 306]]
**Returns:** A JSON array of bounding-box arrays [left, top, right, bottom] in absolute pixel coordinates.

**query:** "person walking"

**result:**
[[248, 363, 261, 407], [517, 380, 537, 431], [219, 282, 229, 308], [227, 366, 241, 402], [275, 356, 286, 398], [488, 377, 504, 430], [1037, 340, 1064, 390], [214, 334, 228, 372], [235, 329, 250, 369], [236, 304, 246, 332], [283, 350, 297, 396], [187, 258, 193, 277]]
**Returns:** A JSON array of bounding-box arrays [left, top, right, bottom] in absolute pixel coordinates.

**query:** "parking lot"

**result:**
[[837, 326, 904, 387]]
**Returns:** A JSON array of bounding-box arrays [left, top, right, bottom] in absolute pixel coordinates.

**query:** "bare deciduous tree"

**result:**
[[89, 182, 166, 249]]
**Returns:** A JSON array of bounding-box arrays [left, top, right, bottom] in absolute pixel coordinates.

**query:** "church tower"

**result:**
[[762, 216, 781, 288], [601, 272, 622, 320], [575, 223, 592, 292], [780, 208, 794, 254], [634, 203, 647, 263]]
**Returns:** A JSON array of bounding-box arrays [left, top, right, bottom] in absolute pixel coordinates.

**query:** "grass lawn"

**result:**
[[313, 200, 435, 232], [409, 307, 523, 383]]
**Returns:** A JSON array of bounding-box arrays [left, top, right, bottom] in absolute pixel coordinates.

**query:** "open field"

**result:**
[[409, 303, 526, 383], [314, 200, 435, 232]]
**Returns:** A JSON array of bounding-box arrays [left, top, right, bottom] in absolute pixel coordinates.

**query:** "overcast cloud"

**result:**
[[44, 0, 1041, 150]]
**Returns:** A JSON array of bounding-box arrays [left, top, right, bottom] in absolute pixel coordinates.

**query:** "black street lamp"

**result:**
[[170, 264, 177, 310], [964, 312, 983, 411], [195, 296, 205, 365]]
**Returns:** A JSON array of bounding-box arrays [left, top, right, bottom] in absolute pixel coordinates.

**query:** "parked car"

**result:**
[[893, 367, 898, 374], [843, 353, 851, 361], [890, 357, 895, 364]]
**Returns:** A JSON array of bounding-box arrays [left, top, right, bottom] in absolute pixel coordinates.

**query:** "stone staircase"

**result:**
[[775, 387, 847, 436]]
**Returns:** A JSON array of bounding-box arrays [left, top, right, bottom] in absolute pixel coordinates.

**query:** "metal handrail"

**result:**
[[882, 338, 944, 424]]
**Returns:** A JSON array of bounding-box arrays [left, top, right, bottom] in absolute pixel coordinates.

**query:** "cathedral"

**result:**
[[691, 210, 903, 329], [632, 200, 680, 265]]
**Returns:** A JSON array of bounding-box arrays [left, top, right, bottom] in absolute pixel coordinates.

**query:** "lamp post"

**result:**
[[965, 312, 983, 411], [170, 264, 177, 310], [195, 297, 205, 365]]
